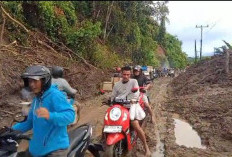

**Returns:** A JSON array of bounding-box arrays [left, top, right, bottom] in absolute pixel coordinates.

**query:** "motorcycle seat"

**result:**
[[68, 125, 89, 154]]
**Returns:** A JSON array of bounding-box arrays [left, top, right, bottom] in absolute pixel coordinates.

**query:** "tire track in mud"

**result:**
[[151, 80, 169, 157], [133, 78, 171, 157]]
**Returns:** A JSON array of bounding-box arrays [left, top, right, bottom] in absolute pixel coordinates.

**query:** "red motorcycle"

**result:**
[[101, 88, 141, 157]]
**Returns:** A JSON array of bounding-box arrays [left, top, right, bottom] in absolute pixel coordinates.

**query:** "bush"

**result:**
[[92, 44, 124, 69]]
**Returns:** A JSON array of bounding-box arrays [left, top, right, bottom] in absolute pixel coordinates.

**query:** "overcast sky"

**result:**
[[166, 1, 232, 57]]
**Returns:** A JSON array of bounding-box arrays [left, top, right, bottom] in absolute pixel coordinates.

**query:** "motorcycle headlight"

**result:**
[[109, 107, 121, 121]]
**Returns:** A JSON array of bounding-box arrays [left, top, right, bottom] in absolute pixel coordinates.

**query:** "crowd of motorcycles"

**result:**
[[152, 68, 176, 79], [0, 67, 179, 157]]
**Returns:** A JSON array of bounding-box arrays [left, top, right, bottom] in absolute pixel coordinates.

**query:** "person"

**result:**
[[12, 65, 75, 157], [111, 66, 151, 157], [50, 66, 77, 98], [139, 87, 155, 124], [132, 65, 152, 103], [132, 65, 151, 90]]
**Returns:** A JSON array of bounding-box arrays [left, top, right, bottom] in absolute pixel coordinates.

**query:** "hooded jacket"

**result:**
[[12, 85, 75, 156]]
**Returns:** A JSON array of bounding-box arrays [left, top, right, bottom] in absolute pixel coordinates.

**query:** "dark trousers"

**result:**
[[18, 148, 68, 157]]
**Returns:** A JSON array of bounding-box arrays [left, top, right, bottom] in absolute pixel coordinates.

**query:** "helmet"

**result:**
[[133, 65, 141, 72], [115, 67, 121, 73], [51, 66, 63, 78], [21, 65, 51, 92]]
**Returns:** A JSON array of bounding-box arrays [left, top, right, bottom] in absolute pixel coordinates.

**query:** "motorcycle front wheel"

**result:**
[[103, 141, 124, 157]]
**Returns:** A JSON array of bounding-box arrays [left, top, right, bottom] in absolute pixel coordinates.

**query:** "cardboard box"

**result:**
[[102, 82, 113, 91], [112, 77, 121, 84]]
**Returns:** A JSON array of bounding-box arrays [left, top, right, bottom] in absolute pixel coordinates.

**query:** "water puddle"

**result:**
[[174, 118, 206, 149]]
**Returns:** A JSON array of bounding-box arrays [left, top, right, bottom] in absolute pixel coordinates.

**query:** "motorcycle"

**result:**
[[168, 69, 175, 78], [101, 88, 143, 157], [0, 124, 103, 157]]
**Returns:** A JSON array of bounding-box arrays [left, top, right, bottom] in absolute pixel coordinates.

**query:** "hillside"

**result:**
[[0, 29, 112, 127], [1, 30, 111, 98], [0, 1, 188, 69], [0, 1, 188, 119]]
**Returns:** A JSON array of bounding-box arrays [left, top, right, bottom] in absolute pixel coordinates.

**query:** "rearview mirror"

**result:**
[[131, 87, 138, 93], [140, 88, 146, 93], [13, 112, 26, 122]]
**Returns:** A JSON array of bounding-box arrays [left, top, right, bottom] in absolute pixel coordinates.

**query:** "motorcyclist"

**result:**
[[132, 65, 152, 103], [111, 66, 151, 157], [132, 65, 151, 90], [12, 65, 75, 157], [50, 66, 77, 98]]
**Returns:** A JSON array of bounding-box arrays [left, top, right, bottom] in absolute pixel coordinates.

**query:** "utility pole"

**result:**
[[196, 25, 209, 60], [195, 39, 197, 63]]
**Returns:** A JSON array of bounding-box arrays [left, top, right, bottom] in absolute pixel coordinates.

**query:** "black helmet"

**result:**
[[21, 65, 51, 92], [51, 66, 63, 78]]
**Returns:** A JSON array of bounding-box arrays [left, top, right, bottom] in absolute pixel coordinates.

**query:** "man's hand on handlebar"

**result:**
[[0, 127, 30, 140]]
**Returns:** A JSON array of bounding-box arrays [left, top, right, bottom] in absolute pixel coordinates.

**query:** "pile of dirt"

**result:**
[[166, 53, 232, 154], [170, 54, 232, 96], [0, 30, 112, 128]]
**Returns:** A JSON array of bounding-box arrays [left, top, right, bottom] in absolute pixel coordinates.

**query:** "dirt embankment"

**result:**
[[0, 31, 112, 128], [165, 54, 232, 156]]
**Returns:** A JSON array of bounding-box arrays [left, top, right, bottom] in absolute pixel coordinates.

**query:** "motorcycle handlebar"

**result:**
[[101, 99, 139, 107], [17, 134, 31, 140], [0, 127, 31, 141]]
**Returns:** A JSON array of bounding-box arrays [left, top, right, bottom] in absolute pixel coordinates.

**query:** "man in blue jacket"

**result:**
[[13, 65, 75, 157]]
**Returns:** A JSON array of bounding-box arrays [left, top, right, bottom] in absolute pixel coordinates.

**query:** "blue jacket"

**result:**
[[12, 85, 75, 156]]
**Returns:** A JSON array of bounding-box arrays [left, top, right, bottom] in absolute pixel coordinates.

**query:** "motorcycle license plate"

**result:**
[[103, 126, 122, 133]]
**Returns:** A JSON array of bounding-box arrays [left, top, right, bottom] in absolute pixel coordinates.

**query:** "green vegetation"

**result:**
[[1, 1, 188, 69], [165, 34, 188, 69]]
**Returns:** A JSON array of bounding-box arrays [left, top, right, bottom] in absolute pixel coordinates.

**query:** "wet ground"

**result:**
[[4, 76, 232, 157], [173, 118, 206, 149]]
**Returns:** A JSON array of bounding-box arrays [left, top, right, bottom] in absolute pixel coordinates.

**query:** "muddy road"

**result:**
[[5, 76, 232, 156], [78, 76, 232, 157]]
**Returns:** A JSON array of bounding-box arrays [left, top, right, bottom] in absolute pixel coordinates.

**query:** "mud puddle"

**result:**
[[174, 118, 206, 149]]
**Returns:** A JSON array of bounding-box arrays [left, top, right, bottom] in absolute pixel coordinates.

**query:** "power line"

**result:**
[[196, 25, 209, 60], [204, 20, 219, 35]]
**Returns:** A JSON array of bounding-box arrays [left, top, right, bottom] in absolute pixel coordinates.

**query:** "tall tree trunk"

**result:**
[[106, 24, 114, 40], [96, 10, 101, 19], [103, 1, 114, 43]]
